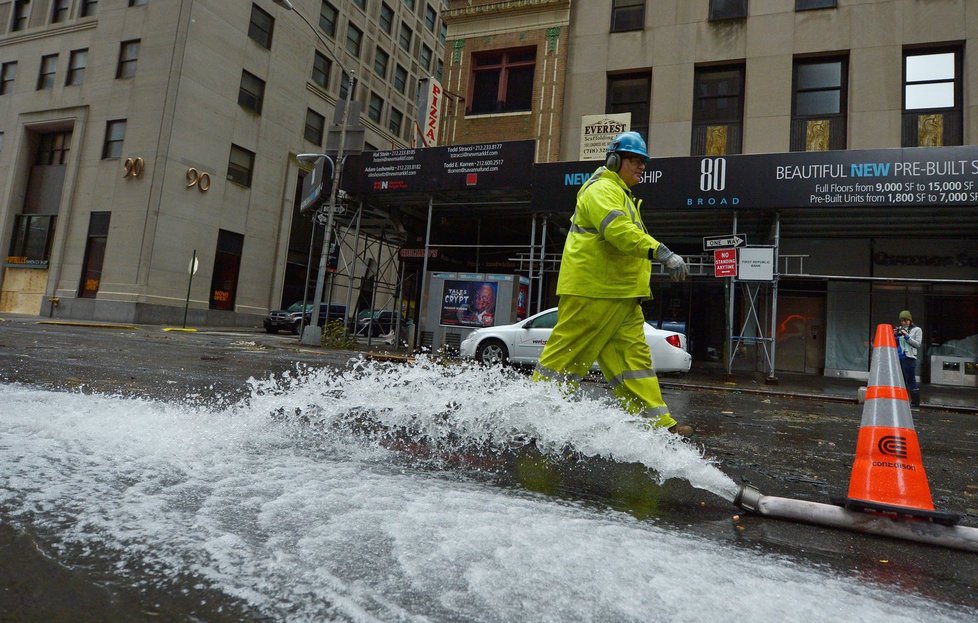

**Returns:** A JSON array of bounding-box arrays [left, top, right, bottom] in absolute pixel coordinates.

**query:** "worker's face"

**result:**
[[618, 156, 646, 187]]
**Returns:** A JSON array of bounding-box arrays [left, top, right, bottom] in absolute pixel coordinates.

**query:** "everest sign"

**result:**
[[714, 249, 738, 277], [416, 77, 443, 147]]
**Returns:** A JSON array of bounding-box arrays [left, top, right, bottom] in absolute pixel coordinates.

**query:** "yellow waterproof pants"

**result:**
[[532, 295, 676, 429]]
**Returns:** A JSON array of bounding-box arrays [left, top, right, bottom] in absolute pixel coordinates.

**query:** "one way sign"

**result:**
[[703, 234, 746, 250]]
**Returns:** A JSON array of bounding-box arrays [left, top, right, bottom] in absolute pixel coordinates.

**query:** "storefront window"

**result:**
[[7, 214, 57, 268], [209, 229, 244, 311]]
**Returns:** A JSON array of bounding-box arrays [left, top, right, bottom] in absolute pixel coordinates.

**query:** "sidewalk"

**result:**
[[6, 313, 976, 415], [659, 366, 977, 414]]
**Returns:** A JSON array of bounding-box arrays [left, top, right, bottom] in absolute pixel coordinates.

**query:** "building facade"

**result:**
[[428, 0, 977, 383], [550, 0, 978, 382], [0, 0, 447, 325], [441, 0, 570, 163]]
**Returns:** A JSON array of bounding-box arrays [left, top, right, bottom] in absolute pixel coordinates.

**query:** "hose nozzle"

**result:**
[[733, 483, 763, 512]]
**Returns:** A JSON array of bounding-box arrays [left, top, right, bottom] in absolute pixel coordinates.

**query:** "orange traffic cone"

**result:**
[[843, 323, 953, 521]]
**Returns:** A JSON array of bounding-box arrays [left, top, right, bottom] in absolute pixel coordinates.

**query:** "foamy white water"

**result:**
[[0, 361, 974, 622]]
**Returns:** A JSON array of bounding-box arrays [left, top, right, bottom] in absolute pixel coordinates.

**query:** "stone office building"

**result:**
[[553, 0, 977, 385], [436, 0, 978, 384], [0, 0, 447, 325]]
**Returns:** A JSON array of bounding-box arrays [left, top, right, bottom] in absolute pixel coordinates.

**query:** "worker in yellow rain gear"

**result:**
[[533, 131, 692, 436]]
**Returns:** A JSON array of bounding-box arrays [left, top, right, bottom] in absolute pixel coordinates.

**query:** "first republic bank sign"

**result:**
[[531, 145, 978, 212]]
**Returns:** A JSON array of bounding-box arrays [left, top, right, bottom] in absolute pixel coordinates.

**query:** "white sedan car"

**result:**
[[459, 307, 691, 373]]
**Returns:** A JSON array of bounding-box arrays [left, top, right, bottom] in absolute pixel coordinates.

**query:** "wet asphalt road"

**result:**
[[1, 317, 977, 619]]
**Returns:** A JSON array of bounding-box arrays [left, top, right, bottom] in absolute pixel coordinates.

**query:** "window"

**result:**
[[80, 0, 98, 17], [368, 92, 383, 122], [304, 109, 325, 145], [607, 73, 651, 141], [393, 64, 407, 93], [389, 107, 403, 136], [209, 230, 244, 311], [424, 4, 437, 31], [795, 0, 835, 9], [248, 3, 274, 49], [37, 131, 71, 165], [611, 0, 644, 32], [404, 0, 415, 10], [791, 57, 847, 151], [436, 58, 443, 81], [129, 0, 149, 6], [116, 40, 140, 79], [709, 0, 747, 20], [1, 62, 17, 96], [902, 48, 962, 147], [12, 1, 30, 32], [0, 132, 4, 152], [346, 24, 363, 56], [340, 72, 352, 99], [399, 22, 412, 52], [439, 22, 447, 46], [469, 48, 536, 115], [102, 120, 126, 159], [238, 70, 265, 114], [65, 49, 88, 86], [374, 47, 389, 78], [8, 215, 57, 267], [420, 44, 432, 72], [79, 212, 110, 299], [52, 0, 70, 23], [320, 1, 338, 37], [312, 51, 331, 88], [227, 144, 255, 187], [37, 54, 58, 91], [353, 0, 366, 9], [379, 3, 394, 34], [691, 64, 744, 155]]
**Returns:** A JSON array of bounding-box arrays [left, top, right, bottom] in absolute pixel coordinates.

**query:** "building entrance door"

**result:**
[[776, 296, 826, 374]]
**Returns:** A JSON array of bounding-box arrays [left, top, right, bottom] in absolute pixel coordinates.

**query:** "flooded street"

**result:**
[[1, 319, 976, 621]]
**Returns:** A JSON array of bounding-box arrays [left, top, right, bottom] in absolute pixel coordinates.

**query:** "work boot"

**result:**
[[668, 423, 693, 437]]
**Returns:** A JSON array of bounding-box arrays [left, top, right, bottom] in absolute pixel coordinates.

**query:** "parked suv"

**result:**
[[264, 302, 347, 335], [355, 309, 400, 337]]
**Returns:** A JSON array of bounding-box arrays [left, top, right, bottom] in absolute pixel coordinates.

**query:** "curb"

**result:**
[[659, 379, 978, 415], [37, 320, 140, 331]]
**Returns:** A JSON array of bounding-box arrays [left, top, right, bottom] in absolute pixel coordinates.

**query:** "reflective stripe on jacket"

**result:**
[[556, 167, 661, 299]]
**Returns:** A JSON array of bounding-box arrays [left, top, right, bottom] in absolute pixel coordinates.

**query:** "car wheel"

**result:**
[[265, 326, 277, 334], [476, 339, 509, 366], [291, 322, 301, 335]]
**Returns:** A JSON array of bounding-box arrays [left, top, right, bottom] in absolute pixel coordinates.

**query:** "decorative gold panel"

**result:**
[[918, 114, 944, 147], [805, 119, 830, 152], [706, 125, 728, 156]]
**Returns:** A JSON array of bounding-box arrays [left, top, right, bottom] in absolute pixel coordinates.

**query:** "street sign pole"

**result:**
[[182, 249, 198, 329], [300, 74, 355, 346]]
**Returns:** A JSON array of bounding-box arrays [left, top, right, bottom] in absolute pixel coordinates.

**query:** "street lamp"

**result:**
[[273, 0, 356, 346]]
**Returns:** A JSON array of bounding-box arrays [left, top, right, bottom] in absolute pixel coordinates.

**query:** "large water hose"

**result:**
[[733, 484, 978, 553]]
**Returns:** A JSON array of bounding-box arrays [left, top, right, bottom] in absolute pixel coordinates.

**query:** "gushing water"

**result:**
[[247, 357, 739, 501], [1, 359, 974, 622]]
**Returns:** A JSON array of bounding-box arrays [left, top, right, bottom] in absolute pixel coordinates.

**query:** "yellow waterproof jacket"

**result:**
[[556, 167, 663, 299]]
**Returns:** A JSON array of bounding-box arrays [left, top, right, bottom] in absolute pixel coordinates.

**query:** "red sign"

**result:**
[[714, 248, 738, 277]]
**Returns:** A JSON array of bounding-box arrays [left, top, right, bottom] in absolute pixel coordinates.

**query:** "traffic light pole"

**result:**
[[271, 0, 357, 346], [300, 82, 354, 345]]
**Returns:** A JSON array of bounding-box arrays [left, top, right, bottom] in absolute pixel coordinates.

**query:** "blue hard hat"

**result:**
[[606, 131, 649, 161]]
